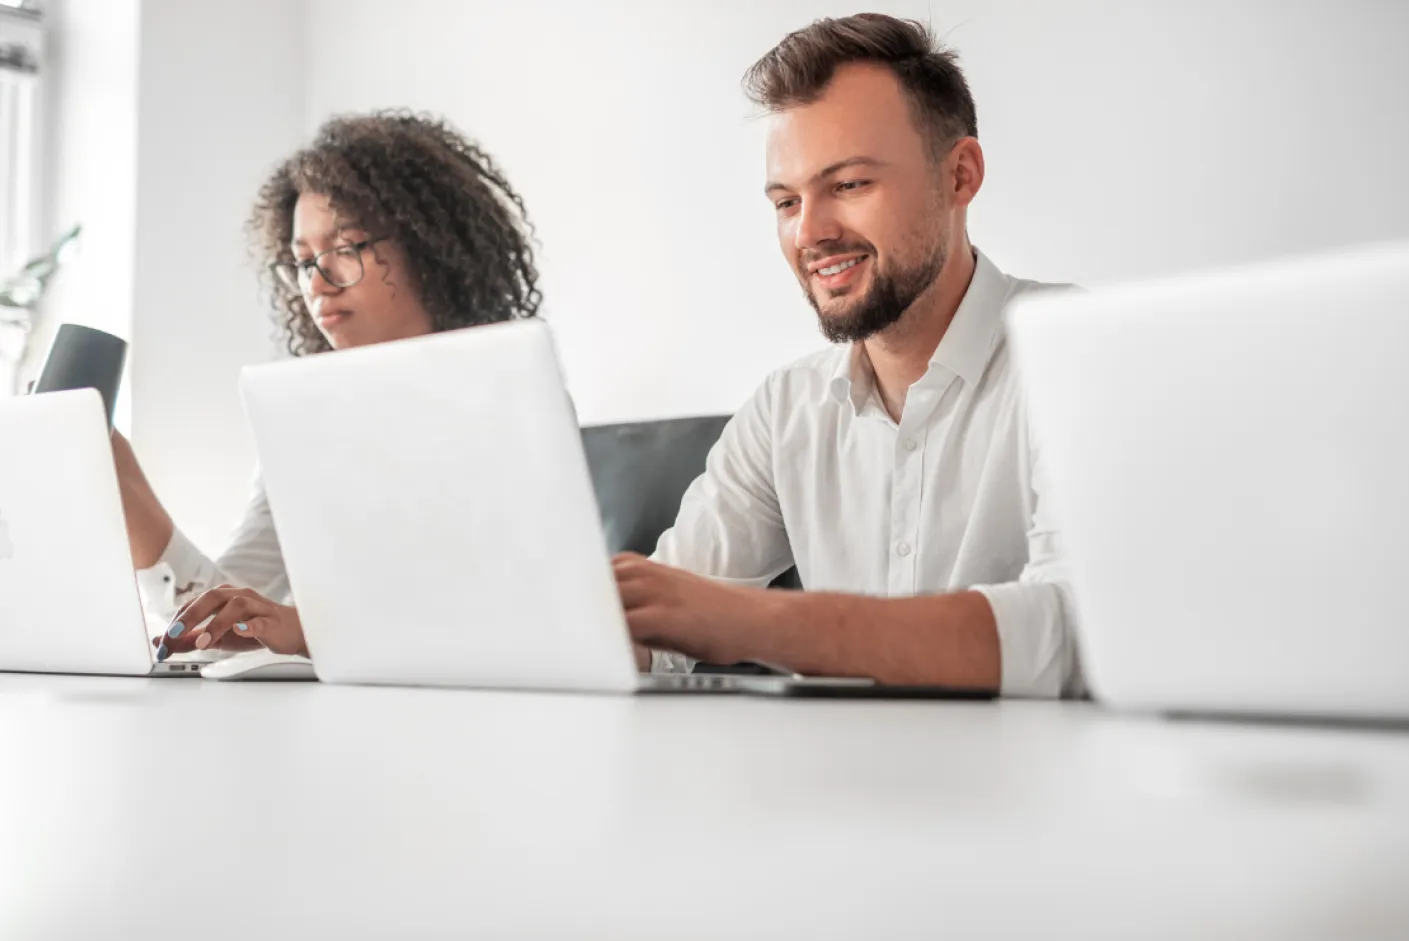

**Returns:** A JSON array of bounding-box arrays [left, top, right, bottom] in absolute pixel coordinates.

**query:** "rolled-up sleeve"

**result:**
[[972, 581, 1079, 698], [970, 399, 1085, 699], [133, 470, 290, 634], [134, 526, 222, 631]]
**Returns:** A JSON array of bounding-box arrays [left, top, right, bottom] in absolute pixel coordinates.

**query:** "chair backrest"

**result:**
[[580, 415, 802, 592], [580, 414, 801, 675], [581, 415, 731, 556]]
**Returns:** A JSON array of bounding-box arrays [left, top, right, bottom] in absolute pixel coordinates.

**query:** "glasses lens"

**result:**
[[320, 245, 364, 288]]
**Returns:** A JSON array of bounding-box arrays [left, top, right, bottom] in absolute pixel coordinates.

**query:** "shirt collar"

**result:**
[[827, 342, 877, 413], [930, 248, 1007, 386], [826, 248, 1009, 410]]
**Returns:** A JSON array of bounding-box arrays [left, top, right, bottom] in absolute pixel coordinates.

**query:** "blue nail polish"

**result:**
[[166, 621, 186, 639], [235, 622, 249, 632], [155, 644, 169, 662]]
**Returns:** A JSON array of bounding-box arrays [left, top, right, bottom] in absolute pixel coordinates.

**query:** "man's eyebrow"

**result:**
[[764, 156, 887, 197]]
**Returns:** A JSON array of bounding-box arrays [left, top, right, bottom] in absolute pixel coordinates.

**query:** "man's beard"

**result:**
[[806, 238, 947, 344]]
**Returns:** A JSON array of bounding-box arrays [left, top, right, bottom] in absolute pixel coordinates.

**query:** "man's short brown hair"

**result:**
[[743, 13, 977, 159]]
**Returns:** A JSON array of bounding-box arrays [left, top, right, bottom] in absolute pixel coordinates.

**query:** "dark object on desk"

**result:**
[[30, 324, 127, 428], [772, 682, 996, 700], [580, 415, 801, 675]]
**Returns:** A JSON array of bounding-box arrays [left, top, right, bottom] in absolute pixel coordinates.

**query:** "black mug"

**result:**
[[30, 324, 128, 428]]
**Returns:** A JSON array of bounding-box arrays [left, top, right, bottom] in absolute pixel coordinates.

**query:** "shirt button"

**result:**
[[903, 437, 918, 452], [896, 542, 912, 557]]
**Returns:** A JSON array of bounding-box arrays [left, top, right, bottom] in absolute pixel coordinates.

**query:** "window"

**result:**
[[1, 3, 39, 273], [0, 0, 41, 396]]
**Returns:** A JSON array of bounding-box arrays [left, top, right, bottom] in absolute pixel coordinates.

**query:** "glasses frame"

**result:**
[[271, 237, 388, 295]]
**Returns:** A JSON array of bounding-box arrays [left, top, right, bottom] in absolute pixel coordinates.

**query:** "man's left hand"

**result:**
[[612, 553, 781, 666]]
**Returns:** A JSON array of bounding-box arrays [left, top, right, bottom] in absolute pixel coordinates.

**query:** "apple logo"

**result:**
[[0, 511, 12, 560]]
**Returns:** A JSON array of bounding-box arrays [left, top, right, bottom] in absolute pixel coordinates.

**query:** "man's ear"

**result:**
[[949, 137, 985, 210]]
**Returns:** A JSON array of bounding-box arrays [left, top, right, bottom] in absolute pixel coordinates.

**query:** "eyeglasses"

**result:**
[[271, 238, 388, 295]]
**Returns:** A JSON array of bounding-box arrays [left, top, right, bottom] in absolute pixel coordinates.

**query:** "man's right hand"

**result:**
[[110, 430, 175, 569]]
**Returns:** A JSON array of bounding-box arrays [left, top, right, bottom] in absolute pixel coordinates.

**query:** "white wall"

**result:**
[[33, 0, 140, 407], [39, 0, 304, 552], [125, 0, 305, 552], [304, 0, 1409, 424], [34, 0, 1409, 556]]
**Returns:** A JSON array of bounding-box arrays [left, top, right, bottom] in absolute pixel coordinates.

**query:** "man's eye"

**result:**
[[775, 198, 800, 212], [836, 180, 870, 192]]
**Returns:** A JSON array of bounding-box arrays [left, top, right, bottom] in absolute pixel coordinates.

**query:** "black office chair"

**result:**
[[581, 414, 732, 557], [580, 415, 800, 674]]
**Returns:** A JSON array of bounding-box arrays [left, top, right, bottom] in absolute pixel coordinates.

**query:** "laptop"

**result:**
[[1006, 240, 1409, 720], [0, 389, 202, 677], [239, 320, 992, 698]]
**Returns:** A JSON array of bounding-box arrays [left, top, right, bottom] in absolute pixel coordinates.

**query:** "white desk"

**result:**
[[1, 675, 1405, 940]]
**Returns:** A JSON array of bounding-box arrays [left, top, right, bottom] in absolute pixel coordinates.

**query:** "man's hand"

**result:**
[[155, 585, 310, 660], [612, 553, 781, 666], [613, 554, 1002, 689]]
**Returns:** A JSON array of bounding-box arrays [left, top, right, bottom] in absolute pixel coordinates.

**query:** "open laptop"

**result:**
[[0, 389, 201, 677], [239, 320, 991, 698], [1006, 240, 1409, 720]]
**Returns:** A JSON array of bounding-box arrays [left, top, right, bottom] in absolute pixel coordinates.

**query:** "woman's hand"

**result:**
[[155, 585, 310, 661], [110, 430, 175, 569]]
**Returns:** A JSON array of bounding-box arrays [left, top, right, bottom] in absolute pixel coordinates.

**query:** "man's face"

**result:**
[[765, 63, 951, 343]]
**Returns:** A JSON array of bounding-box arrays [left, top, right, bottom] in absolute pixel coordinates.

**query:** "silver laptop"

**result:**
[[1006, 240, 1409, 720], [240, 321, 989, 697], [0, 389, 201, 677]]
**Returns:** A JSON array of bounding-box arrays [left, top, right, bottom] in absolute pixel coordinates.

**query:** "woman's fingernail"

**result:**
[[166, 621, 186, 639], [235, 622, 250, 633], [155, 644, 169, 662], [194, 632, 213, 650]]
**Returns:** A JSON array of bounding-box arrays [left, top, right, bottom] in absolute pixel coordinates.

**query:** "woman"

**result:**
[[117, 110, 541, 661]]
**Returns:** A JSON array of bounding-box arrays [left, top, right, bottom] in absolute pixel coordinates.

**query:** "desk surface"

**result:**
[[1, 675, 1406, 940]]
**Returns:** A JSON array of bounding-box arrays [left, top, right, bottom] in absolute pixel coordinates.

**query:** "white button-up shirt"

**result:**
[[651, 250, 1082, 698], [135, 475, 289, 637]]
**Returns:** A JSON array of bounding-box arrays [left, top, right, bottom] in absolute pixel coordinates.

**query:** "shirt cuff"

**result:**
[[970, 582, 1071, 699], [133, 528, 208, 630]]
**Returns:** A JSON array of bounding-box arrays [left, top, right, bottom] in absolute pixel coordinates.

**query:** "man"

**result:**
[[614, 13, 1080, 698]]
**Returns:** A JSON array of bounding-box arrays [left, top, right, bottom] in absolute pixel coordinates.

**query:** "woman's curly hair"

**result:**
[[249, 110, 542, 356]]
